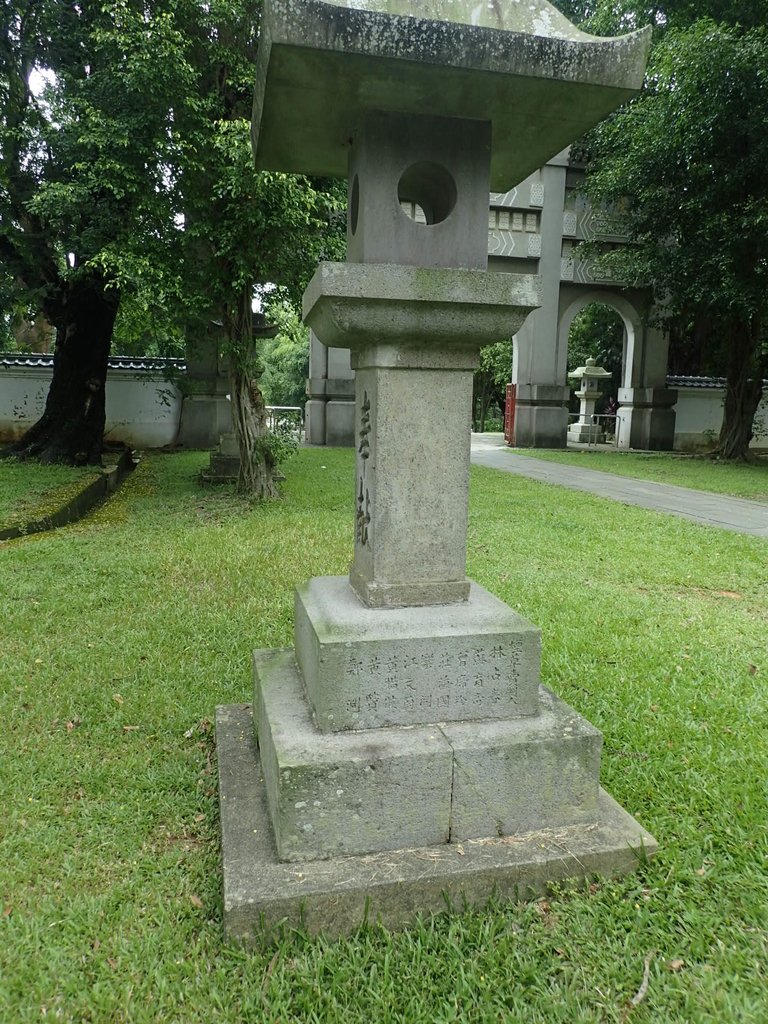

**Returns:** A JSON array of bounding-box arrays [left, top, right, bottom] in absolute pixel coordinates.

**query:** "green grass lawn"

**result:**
[[0, 459, 102, 531], [1, 450, 766, 1023], [510, 448, 768, 501]]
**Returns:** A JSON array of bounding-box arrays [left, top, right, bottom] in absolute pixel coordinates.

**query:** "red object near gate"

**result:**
[[504, 383, 516, 446]]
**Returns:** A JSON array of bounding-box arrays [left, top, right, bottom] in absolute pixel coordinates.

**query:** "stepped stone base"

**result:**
[[295, 576, 541, 732], [215, 574, 657, 939], [568, 424, 606, 445], [255, 650, 454, 862], [254, 649, 605, 861], [217, 703, 657, 943]]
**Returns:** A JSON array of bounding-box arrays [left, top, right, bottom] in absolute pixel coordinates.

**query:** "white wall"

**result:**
[[4, 362, 767, 452], [0, 364, 182, 448], [673, 386, 768, 450]]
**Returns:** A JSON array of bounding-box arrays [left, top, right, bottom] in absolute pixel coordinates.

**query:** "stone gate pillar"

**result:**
[[512, 156, 571, 448], [176, 326, 232, 450], [618, 322, 677, 450]]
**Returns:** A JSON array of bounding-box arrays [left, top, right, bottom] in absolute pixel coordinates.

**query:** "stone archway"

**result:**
[[553, 286, 677, 450], [557, 288, 643, 393]]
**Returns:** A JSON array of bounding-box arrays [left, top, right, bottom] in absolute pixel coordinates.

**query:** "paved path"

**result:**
[[470, 434, 768, 538]]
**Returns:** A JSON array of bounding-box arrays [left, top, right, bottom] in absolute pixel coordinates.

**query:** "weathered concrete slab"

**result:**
[[443, 687, 602, 840], [295, 576, 541, 730], [254, 650, 454, 861], [303, 262, 541, 352], [253, 0, 651, 190], [217, 703, 658, 943]]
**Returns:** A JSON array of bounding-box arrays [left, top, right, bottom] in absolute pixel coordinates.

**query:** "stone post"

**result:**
[[216, 0, 657, 940], [512, 156, 572, 448], [305, 332, 357, 446], [176, 325, 232, 450], [618, 323, 677, 449]]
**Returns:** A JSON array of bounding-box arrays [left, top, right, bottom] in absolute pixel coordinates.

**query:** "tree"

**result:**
[[260, 300, 310, 410], [584, 2, 767, 34], [1, 0, 343, 486], [175, 0, 345, 496], [200, 124, 341, 496], [473, 341, 513, 432], [0, 0, 195, 463], [582, 17, 768, 458]]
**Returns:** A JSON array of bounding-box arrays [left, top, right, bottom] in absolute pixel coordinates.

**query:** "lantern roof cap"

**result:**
[[569, 357, 612, 380], [252, 0, 651, 191]]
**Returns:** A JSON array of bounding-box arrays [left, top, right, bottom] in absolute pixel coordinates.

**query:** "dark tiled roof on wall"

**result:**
[[667, 376, 768, 389], [0, 353, 186, 372]]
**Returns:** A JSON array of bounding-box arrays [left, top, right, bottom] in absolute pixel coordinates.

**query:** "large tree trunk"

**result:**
[[225, 289, 278, 500], [717, 321, 763, 461], [0, 273, 119, 465], [230, 363, 278, 499]]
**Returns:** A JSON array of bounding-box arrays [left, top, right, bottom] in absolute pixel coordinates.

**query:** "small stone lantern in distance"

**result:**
[[568, 357, 613, 444]]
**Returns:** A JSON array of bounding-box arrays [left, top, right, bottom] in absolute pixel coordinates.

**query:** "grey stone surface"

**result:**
[[347, 111, 491, 270], [252, 0, 650, 191], [443, 687, 602, 840], [177, 392, 232, 450], [325, 400, 356, 447], [567, 422, 606, 445], [303, 398, 326, 446], [305, 337, 357, 446], [513, 404, 569, 449], [617, 387, 678, 451], [348, 362, 474, 607], [303, 262, 541, 352], [512, 383, 570, 448], [326, 345, 352, 380], [254, 649, 454, 862], [295, 576, 541, 731], [201, 453, 240, 484], [324, 378, 355, 399], [469, 435, 768, 538], [219, 433, 239, 457], [217, 703, 658, 943], [217, 0, 659, 942], [304, 263, 540, 608]]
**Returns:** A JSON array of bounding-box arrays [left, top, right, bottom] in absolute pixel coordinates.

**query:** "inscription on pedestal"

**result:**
[[295, 578, 542, 732], [342, 640, 524, 722]]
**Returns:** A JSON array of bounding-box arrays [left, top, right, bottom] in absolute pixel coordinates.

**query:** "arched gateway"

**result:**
[[307, 149, 677, 451]]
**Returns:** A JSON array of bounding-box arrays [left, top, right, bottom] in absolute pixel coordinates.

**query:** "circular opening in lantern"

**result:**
[[397, 162, 457, 225]]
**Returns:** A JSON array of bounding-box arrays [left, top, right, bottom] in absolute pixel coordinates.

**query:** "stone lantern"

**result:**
[[215, 0, 656, 940], [568, 357, 613, 444]]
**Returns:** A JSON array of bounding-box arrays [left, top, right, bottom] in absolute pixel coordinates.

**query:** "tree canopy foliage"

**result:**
[[1, 0, 196, 461], [171, 0, 344, 494], [4, 0, 767, 465], [1, 0, 343, 485], [552, 0, 768, 458]]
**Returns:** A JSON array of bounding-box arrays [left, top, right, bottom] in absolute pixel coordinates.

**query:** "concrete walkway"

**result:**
[[470, 434, 768, 538]]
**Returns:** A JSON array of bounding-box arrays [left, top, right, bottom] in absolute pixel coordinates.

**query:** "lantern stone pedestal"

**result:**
[[216, 0, 656, 942], [568, 358, 613, 445]]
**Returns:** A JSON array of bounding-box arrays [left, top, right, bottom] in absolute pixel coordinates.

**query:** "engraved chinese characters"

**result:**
[[343, 640, 526, 725], [294, 577, 542, 734], [355, 391, 372, 548]]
